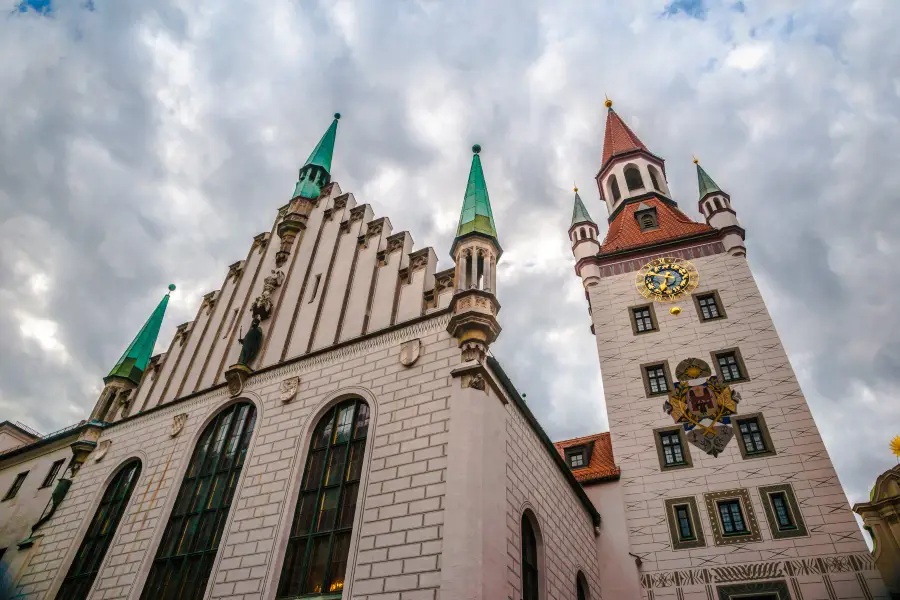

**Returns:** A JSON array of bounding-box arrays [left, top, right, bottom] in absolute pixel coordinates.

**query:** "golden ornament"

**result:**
[[670, 306, 682, 315], [635, 257, 699, 303], [890, 436, 900, 458]]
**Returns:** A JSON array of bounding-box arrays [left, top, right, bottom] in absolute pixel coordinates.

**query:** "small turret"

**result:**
[[695, 159, 745, 256], [569, 187, 603, 288], [91, 284, 174, 422], [447, 144, 502, 363]]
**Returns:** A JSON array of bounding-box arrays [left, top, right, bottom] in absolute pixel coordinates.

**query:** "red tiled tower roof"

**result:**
[[601, 108, 649, 166], [599, 198, 714, 255], [554, 432, 620, 483]]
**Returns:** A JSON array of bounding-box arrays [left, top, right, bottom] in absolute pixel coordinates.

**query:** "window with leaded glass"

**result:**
[[141, 402, 257, 600], [569, 452, 584, 468], [645, 364, 669, 395], [277, 399, 370, 598], [739, 418, 767, 454], [659, 431, 685, 466], [716, 352, 743, 382], [674, 505, 694, 540], [521, 514, 539, 600], [770, 493, 795, 530], [696, 294, 721, 320], [56, 460, 142, 600], [41, 459, 66, 489], [632, 307, 655, 333], [3, 472, 28, 500], [717, 500, 748, 535]]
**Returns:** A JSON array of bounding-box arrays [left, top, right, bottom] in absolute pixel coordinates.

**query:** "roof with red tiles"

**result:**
[[601, 108, 649, 166], [554, 432, 620, 484], [599, 198, 715, 255]]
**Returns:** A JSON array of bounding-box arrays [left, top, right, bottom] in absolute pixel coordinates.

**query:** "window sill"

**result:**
[[721, 531, 750, 538]]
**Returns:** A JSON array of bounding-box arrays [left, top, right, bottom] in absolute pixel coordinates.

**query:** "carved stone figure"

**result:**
[[238, 319, 263, 367], [171, 413, 188, 437], [251, 269, 285, 320]]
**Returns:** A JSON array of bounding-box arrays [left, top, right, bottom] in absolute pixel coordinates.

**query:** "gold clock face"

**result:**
[[635, 257, 699, 302]]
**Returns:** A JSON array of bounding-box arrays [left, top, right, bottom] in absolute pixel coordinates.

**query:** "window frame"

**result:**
[[520, 511, 541, 600], [758, 484, 807, 539], [703, 488, 761, 545], [56, 460, 142, 600], [276, 399, 371, 599], [628, 303, 658, 335], [641, 361, 673, 397], [568, 452, 585, 468], [652, 425, 692, 471], [715, 580, 791, 600], [710, 348, 750, 384], [664, 496, 705, 550], [732, 412, 777, 460], [140, 401, 257, 600], [3, 471, 28, 501], [41, 459, 67, 489], [692, 290, 727, 322]]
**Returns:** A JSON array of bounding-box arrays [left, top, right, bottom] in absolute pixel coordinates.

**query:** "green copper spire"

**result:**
[[695, 160, 723, 199], [570, 187, 594, 226], [454, 144, 498, 243], [292, 113, 341, 200], [104, 285, 175, 385]]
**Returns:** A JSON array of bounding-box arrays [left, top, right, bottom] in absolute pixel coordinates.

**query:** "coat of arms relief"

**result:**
[[664, 358, 741, 457]]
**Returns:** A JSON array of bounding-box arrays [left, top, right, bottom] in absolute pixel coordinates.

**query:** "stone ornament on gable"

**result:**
[[94, 440, 112, 462], [399, 339, 421, 367], [171, 413, 188, 437], [251, 269, 285, 321], [280, 376, 300, 403], [464, 373, 487, 391]]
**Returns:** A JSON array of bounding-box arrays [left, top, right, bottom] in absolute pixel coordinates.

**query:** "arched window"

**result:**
[[141, 402, 257, 600], [521, 513, 540, 600], [714, 198, 722, 210], [56, 460, 142, 600], [576, 571, 590, 600], [580, 228, 586, 240], [648, 165, 663, 192], [624, 165, 644, 191], [277, 399, 370, 597], [609, 176, 621, 202]]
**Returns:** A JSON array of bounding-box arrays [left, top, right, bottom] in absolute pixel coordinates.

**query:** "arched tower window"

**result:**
[[714, 198, 723, 210], [624, 164, 644, 191], [609, 176, 621, 202], [521, 512, 540, 600], [56, 460, 142, 600], [648, 165, 663, 192], [576, 571, 590, 600], [277, 399, 370, 597], [141, 401, 257, 600]]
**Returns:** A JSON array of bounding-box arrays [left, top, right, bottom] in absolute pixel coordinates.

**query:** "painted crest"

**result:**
[[664, 364, 741, 457], [280, 376, 300, 403], [399, 339, 421, 367], [94, 440, 112, 462], [171, 413, 188, 437]]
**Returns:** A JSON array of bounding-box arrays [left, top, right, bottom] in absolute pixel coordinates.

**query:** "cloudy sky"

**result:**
[[2, 0, 899, 514]]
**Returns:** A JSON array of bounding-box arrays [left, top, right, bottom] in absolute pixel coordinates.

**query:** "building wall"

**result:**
[[0, 442, 73, 589], [586, 247, 888, 599], [583, 480, 642, 600]]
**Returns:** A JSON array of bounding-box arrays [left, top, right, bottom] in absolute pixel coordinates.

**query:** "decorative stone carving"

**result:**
[[117, 389, 132, 407], [675, 357, 712, 381], [349, 205, 367, 222], [252, 232, 270, 254], [171, 413, 188, 437], [460, 341, 486, 364], [387, 235, 405, 253], [280, 376, 300, 403], [94, 440, 112, 462], [409, 251, 429, 272], [435, 273, 454, 293], [251, 269, 285, 321], [399, 339, 421, 367], [464, 373, 487, 391], [175, 322, 191, 346], [202, 291, 218, 315], [332, 193, 349, 211], [224, 364, 252, 397], [227, 260, 245, 282]]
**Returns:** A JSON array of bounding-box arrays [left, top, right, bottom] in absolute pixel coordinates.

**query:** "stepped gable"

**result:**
[[554, 432, 620, 483], [599, 197, 714, 255]]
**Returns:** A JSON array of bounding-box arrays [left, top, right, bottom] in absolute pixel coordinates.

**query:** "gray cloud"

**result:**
[[2, 0, 899, 511]]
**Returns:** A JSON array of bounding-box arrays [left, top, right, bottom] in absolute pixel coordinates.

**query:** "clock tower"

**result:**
[[572, 100, 887, 599]]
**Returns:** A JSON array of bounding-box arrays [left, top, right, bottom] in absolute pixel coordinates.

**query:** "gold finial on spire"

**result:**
[[604, 95, 613, 109], [574, 182, 578, 193], [890, 435, 900, 459], [692, 155, 700, 165]]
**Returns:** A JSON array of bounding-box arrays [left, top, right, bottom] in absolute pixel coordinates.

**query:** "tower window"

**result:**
[[624, 165, 644, 191], [40, 459, 66, 489], [631, 306, 656, 333], [477, 253, 485, 290], [658, 431, 685, 466], [758, 484, 807, 539], [739, 418, 767, 454], [648, 165, 663, 192], [635, 207, 658, 231], [717, 499, 748, 536], [771, 493, 794, 529], [609, 175, 621, 202], [3, 472, 28, 501], [694, 291, 726, 321], [675, 504, 695, 540], [664, 496, 705, 549], [569, 452, 584, 468], [713, 349, 748, 383], [732, 413, 776, 460], [642, 362, 671, 396]]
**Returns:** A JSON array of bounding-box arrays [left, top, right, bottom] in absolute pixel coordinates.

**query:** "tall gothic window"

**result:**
[[521, 513, 540, 600], [56, 460, 142, 600], [648, 165, 663, 192], [277, 399, 370, 598], [609, 175, 621, 202], [141, 402, 257, 600]]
